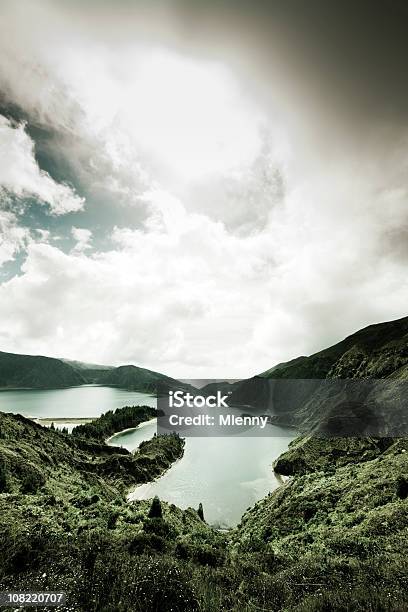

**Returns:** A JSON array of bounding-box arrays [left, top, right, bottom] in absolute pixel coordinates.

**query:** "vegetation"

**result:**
[[0, 350, 86, 389], [0, 349, 190, 391], [2, 317, 408, 609], [0, 410, 223, 611], [96, 364, 191, 393], [263, 314, 408, 380], [148, 495, 163, 518], [72, 404, 157, 441], [230, 315, 408, 431], [1, 407, 407, 610]]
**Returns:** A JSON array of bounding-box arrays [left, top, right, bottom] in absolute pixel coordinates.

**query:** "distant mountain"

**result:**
[[0, 351, 86, 389], [61, 358, 115, 372], [230, 315, 408, 431], [263, 315, 408, 380], [96, 364, 191, 393], [199, 381, 237, 396], [0, 350, 188, 393], [61, 359, 116, 383]]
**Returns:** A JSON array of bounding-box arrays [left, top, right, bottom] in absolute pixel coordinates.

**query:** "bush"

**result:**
[[143, 517, 175, 538], [128, 532, 168, 554], [20, 466, 45, 494]]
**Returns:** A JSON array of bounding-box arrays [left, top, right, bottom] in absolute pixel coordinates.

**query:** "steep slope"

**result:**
[[0, 351, 86, 389], [0, 411, 221, 611], [229, 315, 408, 430], [265, 315, 408, 380], [0, 410, 184, 495], [231, 436, 408, 611]]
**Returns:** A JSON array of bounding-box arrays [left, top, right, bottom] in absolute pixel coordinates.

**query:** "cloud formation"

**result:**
[[0, 115, 84, 215], [0, 209, 29, 267], [71, 227, 92, 253], [0, 0, 408, 377]]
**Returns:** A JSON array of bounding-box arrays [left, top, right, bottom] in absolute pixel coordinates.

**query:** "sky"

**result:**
[[0, 0, 408, 377]]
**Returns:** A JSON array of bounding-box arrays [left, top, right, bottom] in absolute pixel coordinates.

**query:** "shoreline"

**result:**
[[127, 454, 183, 502], [33, 417, 95, 424], [105, 417, 157, 444]]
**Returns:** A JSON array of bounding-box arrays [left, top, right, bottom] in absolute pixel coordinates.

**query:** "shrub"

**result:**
[[20, 466, 45, 494]]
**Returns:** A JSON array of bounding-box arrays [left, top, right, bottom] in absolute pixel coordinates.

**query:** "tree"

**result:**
[[397, 476, 408, 500], [148, 495, 163, 519], [0, 458, 7, 493]]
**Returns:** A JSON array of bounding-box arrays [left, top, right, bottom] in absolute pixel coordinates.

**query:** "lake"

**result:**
[[109, 419, 294, 527], [0, 385, 156, 419], [0, 385, 295, 527]]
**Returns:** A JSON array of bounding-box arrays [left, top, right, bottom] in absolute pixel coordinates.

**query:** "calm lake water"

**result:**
[[109, 420, 294, 527], [0, 385, 294, 527], [0, 385, 156, 419]]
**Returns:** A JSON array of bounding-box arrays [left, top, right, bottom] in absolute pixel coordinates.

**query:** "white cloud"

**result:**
[[0, 115, 84, 215], [35, 229, 51, 242], [71, 227, 92, 252], [0, 12, 282, 227], [0, 209, 29, 266], [0, 1, 408, 377], [0, 170, 408, 377]]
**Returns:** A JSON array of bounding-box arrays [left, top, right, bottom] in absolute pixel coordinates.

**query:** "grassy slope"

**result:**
[[230, 437, 408, 611], [225, 316, 408, 610], [0, 411, 185, 499], [0, 407, 407, 610], [0, 411, 225, 611], [230, 315, 408, 431], [2, 316, 408, 610]]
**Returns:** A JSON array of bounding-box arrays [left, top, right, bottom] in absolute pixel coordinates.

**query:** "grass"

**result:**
[[0, 410, 408, 610]]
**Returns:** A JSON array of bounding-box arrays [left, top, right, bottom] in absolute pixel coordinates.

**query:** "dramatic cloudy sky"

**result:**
[[0, 0, 408, 377]]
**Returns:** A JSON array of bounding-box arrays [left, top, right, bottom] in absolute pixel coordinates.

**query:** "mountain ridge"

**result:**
[[0, 350, 184, 392], [229, 315, 408, 430]]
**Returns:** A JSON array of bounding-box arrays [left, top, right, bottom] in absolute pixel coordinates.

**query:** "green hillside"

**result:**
[[230, 435, 408, 611], [0, 410, 223, 611], [1, 316, 408, 609], [0, 350, 188, 392], [97, 364, 192, 393], [0, 351, 86, 389], [230, 316, 408, 430], [1, 408, 407, 610], [265, 315, 408, 380]]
